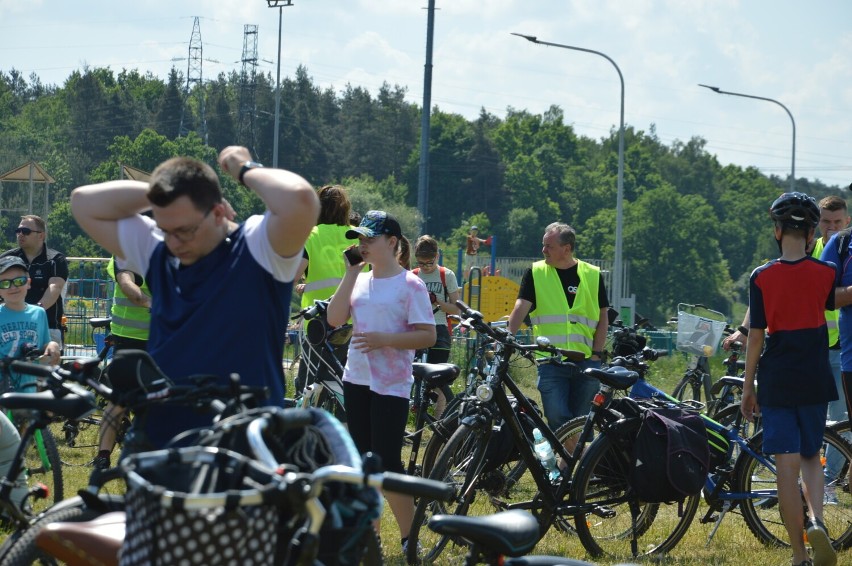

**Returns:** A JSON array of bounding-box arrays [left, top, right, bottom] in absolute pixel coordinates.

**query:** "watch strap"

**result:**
[[238, 161, 264, 186]]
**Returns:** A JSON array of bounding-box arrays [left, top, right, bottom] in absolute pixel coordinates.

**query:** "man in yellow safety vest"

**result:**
[[508, 222, 610, 431]]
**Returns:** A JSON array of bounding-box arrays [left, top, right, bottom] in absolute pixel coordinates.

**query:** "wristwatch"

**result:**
[[591, 350, 605, 358], [238, 161, 264, 186]]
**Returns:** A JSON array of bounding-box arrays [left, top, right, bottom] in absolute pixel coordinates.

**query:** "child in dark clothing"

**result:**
[[741, 192, 837, 566]]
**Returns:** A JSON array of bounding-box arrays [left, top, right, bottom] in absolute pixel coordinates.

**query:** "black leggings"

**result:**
[[343, 382, 409, 474]]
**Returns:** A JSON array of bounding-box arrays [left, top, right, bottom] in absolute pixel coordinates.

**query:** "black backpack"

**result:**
[[628, 407, 710, 503]]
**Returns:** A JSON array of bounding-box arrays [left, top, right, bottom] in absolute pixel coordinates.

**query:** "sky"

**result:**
[[2, 0, 850, 189]]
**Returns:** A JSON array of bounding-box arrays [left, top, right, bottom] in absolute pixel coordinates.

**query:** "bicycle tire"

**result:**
[[570, 433, 699, 559], [23, 427, 64, 507], [672, 373, 703, 406], [737, 427, 852, 549], [309, 382, 347, 422], [407, 383, 457, 478], [0, 504, 108, 566], [418, 393, 463, 479], [406, 422, 492, 564]]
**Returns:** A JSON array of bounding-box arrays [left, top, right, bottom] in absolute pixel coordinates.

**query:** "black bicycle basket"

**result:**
[[119, 447, 284, 566]]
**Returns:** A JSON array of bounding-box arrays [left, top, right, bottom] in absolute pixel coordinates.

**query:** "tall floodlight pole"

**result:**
[[417, 0, 436, 235], [512, 33, 626, 314], [267, 0, 294, 168], [699, 84, 796, 191]]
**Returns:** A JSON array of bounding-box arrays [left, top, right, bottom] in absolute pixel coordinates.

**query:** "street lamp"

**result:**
[[512, 33, 626, 315], [699, 84, 796, 191], [266, 0, 294, 168]]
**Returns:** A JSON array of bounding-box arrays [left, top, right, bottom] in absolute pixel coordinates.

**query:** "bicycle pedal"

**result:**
[[591, 505, 616, 519]]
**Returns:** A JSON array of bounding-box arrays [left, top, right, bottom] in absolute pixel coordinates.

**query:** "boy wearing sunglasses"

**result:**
[[0, 256, 62, 377], [0, 255, 60, 513]]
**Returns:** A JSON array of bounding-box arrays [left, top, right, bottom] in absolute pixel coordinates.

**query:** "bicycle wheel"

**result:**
[[737, 427, 852, 549], [418, 394, 463, 479], [672, 373, 702, 406], [406, 384, 456, 478], [571, 433, 699, 559], [309, 382, 347, 422], [23, 427, 64, 507], [0, 502, 111, 566], [406, 422, 492, 564]]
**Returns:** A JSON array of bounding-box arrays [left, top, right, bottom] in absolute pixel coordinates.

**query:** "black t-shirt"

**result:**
[[517, 263, 610, 311]]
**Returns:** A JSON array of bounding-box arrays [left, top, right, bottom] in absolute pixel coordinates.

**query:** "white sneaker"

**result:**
[[806, 518, 837, 566]]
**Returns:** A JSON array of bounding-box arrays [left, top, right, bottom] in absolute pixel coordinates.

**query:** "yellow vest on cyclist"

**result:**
[[301, 224, 352, 309], [529, 259, 600, 356], [107, 257, 151, 341], [812, 238, 840, 347]]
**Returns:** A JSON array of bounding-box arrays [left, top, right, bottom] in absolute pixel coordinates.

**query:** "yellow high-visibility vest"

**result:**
[[529, 259, 601, 356]]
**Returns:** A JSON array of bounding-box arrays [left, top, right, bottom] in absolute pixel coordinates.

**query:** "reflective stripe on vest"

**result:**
[[812, 238, 840, 347], [107, 257, 151, 341], [303, 277, 343, 293], [302, 224, 353, 308], [529, 259, 600, 355]]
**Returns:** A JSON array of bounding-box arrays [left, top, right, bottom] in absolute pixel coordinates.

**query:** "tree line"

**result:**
[[0, 65, 844, 324]]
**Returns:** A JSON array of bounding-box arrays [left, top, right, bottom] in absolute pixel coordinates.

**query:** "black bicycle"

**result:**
[[407, 301, 698, 564]]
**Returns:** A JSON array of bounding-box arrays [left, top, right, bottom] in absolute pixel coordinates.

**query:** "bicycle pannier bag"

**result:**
[[629, 407, 710, 502]]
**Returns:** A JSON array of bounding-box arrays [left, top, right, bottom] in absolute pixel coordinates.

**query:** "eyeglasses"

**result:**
[[416, 260, 436, 267], [159, 208, 213, 243], [0, 276, 28, 290], [15, 227, 42, 236]]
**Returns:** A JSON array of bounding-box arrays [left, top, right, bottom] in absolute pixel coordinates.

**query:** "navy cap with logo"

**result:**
[[0, 256, 28, 276], [346, 210, 403, 239]]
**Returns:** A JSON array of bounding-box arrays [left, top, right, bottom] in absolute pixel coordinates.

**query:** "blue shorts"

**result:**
[[761, 403, 828, 457]]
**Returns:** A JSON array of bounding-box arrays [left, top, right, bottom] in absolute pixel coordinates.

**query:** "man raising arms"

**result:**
[[71, 146, 319, 449]]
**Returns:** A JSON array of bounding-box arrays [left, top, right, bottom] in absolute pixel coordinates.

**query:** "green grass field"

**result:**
[[5, 350, 848, 566]]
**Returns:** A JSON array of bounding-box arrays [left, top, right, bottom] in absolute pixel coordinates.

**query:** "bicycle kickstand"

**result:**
[[705, 500, 732, 546]]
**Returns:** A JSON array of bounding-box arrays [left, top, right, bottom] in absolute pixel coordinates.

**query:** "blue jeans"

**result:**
[[536, 358, 601, 432], [826, 349, 849, 480]]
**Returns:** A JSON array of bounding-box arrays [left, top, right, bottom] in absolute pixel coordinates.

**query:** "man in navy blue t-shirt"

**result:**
[[71, 146, 319, 449]]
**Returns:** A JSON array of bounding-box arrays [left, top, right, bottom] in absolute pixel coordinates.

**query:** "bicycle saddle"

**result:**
[[104, 349, 172, 396], [36, 511, 124, 566], [412, 363, 460, 388], [583, 365, 639, 391], [428, 509, 539, 557]]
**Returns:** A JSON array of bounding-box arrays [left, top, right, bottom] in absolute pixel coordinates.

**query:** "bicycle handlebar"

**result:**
[[454, 300, 580, 365], [10, 359, 269, 413]]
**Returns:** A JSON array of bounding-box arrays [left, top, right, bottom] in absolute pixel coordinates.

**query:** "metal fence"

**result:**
[[64, 257, 112, 356], [445, 252, 629, 306]]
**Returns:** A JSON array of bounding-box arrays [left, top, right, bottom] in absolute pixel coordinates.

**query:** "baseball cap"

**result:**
[[470, 225, 478, 231], [346, 210, 403, 239], [0, 256, 28, 276]]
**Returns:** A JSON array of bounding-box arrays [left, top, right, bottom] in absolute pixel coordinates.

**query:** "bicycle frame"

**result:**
[[453, 340, 619, 528], [296, 337, 346, 411]]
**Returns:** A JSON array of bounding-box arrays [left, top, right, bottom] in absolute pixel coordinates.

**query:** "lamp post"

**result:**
[[267, 0, 294, 168], [699, 84, 796, 191], [512, 33, 626, 315]]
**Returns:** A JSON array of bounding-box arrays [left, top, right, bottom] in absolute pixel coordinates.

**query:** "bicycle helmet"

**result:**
[[769, 192, 819, 228]]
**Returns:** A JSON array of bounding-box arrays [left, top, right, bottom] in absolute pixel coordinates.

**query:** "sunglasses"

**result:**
[[15, 227, 42, 236], [0, 276, 28, 290], [416, 260, 436, 267]]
